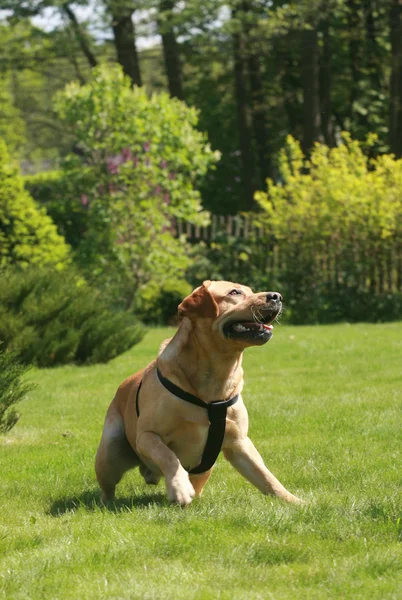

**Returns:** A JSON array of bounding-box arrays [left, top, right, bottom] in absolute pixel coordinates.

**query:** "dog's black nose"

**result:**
[[266, 292, 282, 303]]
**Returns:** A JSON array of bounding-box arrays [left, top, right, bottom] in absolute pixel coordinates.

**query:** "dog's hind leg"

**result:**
[[139, 463, 161, 485], [95, 407, 140, 503], [190, 469, 213, 497]]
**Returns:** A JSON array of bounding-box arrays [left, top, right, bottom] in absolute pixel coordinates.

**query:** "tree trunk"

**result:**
[[232, 7, 256, 210], [364, 0, 381, 88], [302, 27, 320, 155], [111, 11, 142, 86], [280, 32, 299, 135], [319, 19, 334, 146], [390, 0, 402, 157], [242, 1, 272, 184], [158, 0, 183, 100], [347, 0, 362, 117], [62, 3, 98, 68]]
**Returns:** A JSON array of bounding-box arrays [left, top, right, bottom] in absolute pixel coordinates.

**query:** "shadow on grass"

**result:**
[[49, 490, 168, 516]]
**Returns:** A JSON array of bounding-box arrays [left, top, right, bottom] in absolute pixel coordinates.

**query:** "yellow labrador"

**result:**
[[95, 281, 302, 505]]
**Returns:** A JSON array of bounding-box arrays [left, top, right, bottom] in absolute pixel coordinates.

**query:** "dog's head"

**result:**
[[178, 280, 282, 348]]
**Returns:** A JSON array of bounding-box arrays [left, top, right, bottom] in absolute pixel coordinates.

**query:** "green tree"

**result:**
[[0, 139, 70, 269], [54, 64, 218, 308], [0, 19, 95, 166], [0, 345, 35, 434], [0, 75, 26, 155], [1, 0, 400, 212]]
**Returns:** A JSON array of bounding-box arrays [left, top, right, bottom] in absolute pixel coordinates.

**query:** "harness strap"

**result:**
[[135, 379, 143, 418], [135, 368, 239, 475]]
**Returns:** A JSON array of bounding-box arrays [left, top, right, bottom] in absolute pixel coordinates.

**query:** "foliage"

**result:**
[[253, 135, 402, 322], [0, 345, 35, 433], [0, 139, 70, 270], [0, 74, 26, 156], [0, 20, 83, 166], [185, 136, 402, 324], [186, 228, 262, 286], [135, 278, 192, 324], [1, 0, 400, 209], [54, 64, 218, 308], [24, 170, 89, 249], [0, 268, 145, 367], [25, 166, 193, 324]]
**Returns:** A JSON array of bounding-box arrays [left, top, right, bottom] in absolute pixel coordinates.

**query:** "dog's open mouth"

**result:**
[[223, 320, 274, 343]]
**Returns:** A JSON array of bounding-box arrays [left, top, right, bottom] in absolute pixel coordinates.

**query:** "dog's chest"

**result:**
[[166, 415, 209, 470]]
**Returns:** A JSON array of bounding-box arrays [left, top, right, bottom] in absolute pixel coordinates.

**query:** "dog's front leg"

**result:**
[[223, 437, 303, 504], [137, 431, 195, 506]]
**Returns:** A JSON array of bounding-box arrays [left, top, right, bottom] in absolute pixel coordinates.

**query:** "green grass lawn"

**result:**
[[1, 323, 401, 599]]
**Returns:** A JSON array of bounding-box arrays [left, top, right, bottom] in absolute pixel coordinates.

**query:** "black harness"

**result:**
[[135, 367, 239, 475]]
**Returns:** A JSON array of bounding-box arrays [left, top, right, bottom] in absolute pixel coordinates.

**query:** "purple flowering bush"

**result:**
[[54, 65, 219, 310]]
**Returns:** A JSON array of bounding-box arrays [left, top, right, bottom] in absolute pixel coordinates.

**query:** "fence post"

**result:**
[[211, 214, 217, 241], [244, 215, 249, 239]]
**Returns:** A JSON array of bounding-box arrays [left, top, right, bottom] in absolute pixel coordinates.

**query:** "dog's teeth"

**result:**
[[233, 324, 247, 332]]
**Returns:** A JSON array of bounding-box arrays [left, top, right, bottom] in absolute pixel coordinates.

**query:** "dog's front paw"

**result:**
[[166, 470, 196, 506]]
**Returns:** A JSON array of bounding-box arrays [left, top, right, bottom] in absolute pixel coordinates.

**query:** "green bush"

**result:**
[[0, 269, 145, 367], [186, 231, 261, 288], [186, 136, 402, 324], [135, 279, 192, 324], [23, 170, 63, 205], [53, 64, 218, 309], [23, 170, 89, 250], [0, 140, 70, 270], [0, 345, 35, 433], [252, 135, 402, 322]]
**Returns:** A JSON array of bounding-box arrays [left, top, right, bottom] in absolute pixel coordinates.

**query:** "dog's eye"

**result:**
[[228, 289, 242, 296]]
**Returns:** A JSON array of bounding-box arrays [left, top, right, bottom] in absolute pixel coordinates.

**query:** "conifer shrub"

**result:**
[[0, 140, 70, 270], [0, 269, 145, 367], [0, 345, 35, 433]]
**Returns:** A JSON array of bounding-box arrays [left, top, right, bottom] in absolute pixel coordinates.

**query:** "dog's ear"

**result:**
[[178, 281, 218, 319]]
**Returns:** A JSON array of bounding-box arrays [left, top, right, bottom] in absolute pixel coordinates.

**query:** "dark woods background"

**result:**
[[1, 0, 402, 212]]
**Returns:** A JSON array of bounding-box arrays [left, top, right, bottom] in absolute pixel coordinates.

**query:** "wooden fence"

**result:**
[[174, 214, 266, 242], [173, 214, 402, 295]]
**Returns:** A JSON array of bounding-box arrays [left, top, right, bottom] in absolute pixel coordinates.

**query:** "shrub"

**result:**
[[0, 269, 145, 367], [0, 140, 70, 270], [53, 64, 219, 309], [186, 136, 402, 323], [255, 135, 402, 323], [186, 231, 261, 289], [23, 170, 89, 250], [0, 345, 35, 433], [135, 278, 192, 325], [23, 170, 63, 205]]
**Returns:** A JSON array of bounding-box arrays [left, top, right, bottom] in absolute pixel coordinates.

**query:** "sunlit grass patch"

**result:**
[[1, 323, 401, 599]]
